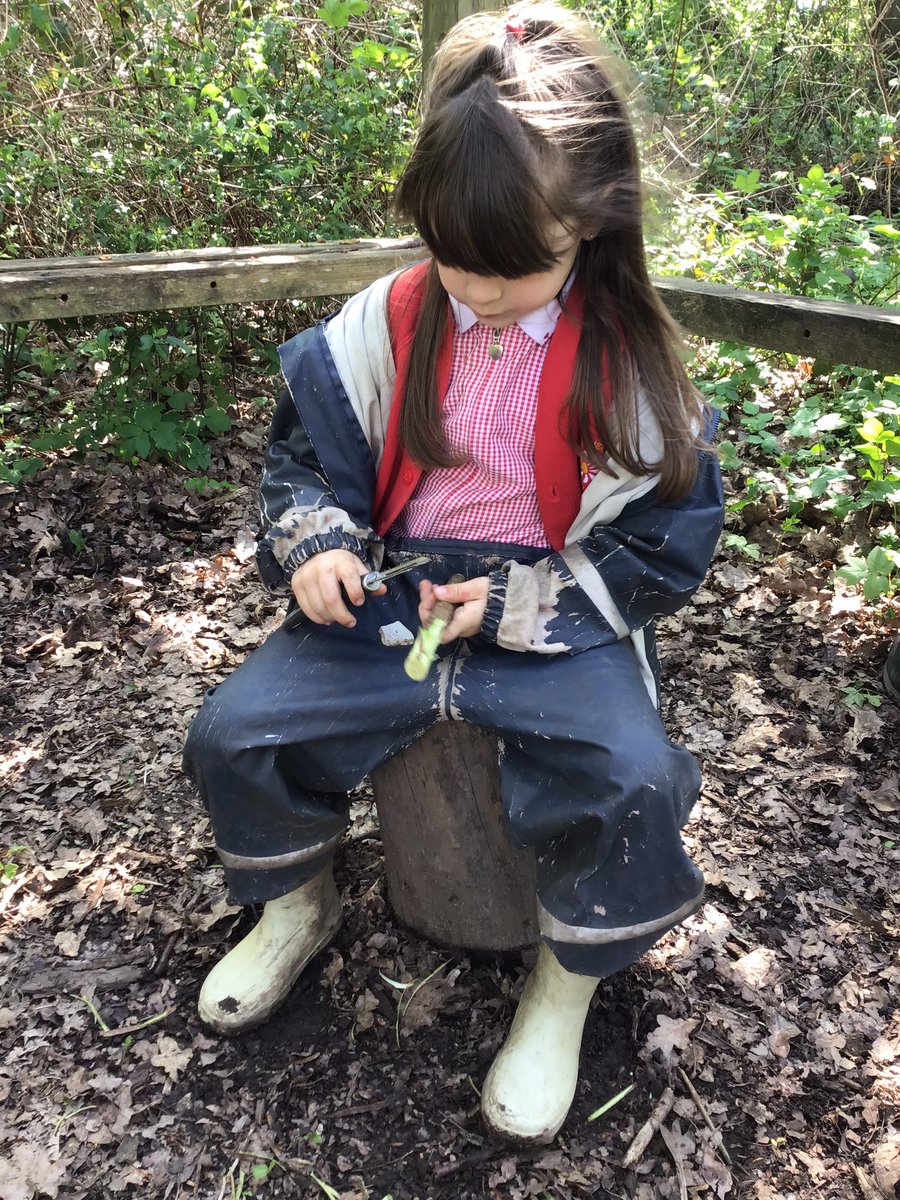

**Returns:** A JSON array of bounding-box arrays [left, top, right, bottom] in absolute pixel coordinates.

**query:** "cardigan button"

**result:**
[[403, 469, 414, 484]]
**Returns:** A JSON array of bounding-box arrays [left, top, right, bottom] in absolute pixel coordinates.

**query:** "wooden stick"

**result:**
[[678, 1068, 733, 1167], [404, 574, 464, 681], [621, 1087, 675, 1168]]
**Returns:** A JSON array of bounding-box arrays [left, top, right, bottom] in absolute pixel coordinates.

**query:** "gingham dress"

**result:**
[[393, 319, 556, 546]]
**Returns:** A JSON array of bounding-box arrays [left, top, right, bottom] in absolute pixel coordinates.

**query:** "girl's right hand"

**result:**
[[290, 549, 386, 628]]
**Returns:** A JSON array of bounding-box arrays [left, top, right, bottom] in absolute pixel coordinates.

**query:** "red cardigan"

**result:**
[[371, 261, 586, 552]]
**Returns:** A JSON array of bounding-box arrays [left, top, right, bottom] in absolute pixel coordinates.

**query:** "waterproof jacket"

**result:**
[[257, 265, 724, 670]]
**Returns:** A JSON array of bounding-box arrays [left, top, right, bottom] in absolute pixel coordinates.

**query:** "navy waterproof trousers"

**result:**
[[183, 538, 704, 977]]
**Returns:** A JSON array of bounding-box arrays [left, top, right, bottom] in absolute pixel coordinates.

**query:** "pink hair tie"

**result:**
[[505, 18, 525, 42]]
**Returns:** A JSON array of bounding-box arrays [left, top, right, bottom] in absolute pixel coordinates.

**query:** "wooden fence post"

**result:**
[[422, 0, 490, 76]]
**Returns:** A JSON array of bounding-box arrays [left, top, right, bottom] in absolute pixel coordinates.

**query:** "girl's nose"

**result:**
[[464, 275, 504, 306]]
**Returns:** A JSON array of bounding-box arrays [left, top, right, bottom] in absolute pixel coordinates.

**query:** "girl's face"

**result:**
[[435, 231, 580, 328]]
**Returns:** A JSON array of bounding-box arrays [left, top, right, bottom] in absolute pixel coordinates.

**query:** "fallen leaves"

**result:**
[[2, 408, 898, 1200], [0, 1146, 69, 1200]]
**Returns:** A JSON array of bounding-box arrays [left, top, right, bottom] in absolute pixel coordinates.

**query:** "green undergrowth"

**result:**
[[1, 0, 417, 476], [644, 164, 899, 603]]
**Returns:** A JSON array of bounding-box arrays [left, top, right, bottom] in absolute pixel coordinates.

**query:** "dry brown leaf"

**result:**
[[149, 1036, 193, 1081], [0, 1147, 69, 1200], [872, 1131, 900, 1195], [644, 1015, 698, 1062]]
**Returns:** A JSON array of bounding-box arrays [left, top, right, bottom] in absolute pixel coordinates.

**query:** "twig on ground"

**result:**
[[69, 993, 110, 1031], [678, 1068, 733, 1167], [330, 1094, 398, 1119], [621, 1086, 675, 1168], [659, 1124, 689, 1200], [816, 896, 897, 940], [154, 881, 206, 976], [853, 1165, 883, 1200], [152, 931, 180, 977], [98, 1007, 175, 1038], [443, 1113, 486, 1147], [433, 1147, 499, 1179]]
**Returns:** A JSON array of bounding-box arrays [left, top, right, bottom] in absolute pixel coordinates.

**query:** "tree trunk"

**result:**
[[876, 0, 900, 71], [371, 722, 538, 951]]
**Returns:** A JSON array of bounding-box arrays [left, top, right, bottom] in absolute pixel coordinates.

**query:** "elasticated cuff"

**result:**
[[479, 567, 510, 644], [281, 531, 370, 583]]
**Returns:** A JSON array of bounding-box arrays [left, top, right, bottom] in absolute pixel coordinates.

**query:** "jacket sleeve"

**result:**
[[256, 387, 379, 592], [479, 448, 724, 653]]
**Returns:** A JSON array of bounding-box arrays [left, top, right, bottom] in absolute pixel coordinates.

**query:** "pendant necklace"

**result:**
[[487, 327, 504, 361]]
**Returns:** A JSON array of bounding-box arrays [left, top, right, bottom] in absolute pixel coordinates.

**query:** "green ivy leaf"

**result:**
[[734, 168, 760, 194], [858, 417, 884, 440], [151, 422, 181, 454], [134, 404, 162, 432], [324, 0, 365, 24], [866, 546, 895, 574], [121, 429, 152, 459], [0, 23, 22, 54], [835, 557, 867, 586]]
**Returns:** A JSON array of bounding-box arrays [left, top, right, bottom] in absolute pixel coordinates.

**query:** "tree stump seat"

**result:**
[[371, 722, 538, 951]]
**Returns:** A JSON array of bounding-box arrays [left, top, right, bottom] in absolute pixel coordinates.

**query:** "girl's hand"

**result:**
[[291, 550, 385, 627], [419, 576, 490, 642]]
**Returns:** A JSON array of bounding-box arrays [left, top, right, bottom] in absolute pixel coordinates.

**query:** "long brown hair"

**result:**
[[392, 1, 708, 502]]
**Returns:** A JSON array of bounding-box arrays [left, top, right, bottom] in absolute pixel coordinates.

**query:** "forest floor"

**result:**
[[1, 390, 899, 1200]]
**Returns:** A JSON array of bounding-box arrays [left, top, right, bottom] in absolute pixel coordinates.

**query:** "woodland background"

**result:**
[[1, 2, 899, 1199]]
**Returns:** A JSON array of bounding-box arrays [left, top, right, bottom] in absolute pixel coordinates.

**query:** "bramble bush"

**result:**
[[593, 0, 900, 601], [0, 0, 418, 479], [647, 164, 899, 599]]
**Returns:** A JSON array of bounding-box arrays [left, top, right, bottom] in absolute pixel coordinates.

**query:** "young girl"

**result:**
[[184, 2, 723, 1145]]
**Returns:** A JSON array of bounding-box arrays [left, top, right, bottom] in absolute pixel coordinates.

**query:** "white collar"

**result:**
[[448, 270, 576, 345]]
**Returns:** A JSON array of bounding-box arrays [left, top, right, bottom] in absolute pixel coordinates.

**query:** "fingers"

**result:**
[[317, 568, 357, 627], [338, 559, 367, 608], [418, 578, 436, 627], [433, 577, 489, 605], [419, 577, 490, 639], [440, 601, 485, 642], [291, 550, 374, 627]]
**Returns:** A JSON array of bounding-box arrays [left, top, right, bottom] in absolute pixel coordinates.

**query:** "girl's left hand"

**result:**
[[419, 576, 490, 642]]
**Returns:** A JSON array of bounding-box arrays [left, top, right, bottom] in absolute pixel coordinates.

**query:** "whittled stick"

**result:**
[[404, 574, 464, 682]]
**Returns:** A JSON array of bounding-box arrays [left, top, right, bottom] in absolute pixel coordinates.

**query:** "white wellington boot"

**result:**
[[481, 943, 600, 1143], [198, 866, 342, 1035]]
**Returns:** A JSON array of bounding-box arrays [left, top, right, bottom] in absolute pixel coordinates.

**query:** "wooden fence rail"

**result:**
[[1, 238, 898, 373]]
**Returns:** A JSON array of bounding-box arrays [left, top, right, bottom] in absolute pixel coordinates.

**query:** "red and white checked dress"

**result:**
[[393, 289, 597, 547]]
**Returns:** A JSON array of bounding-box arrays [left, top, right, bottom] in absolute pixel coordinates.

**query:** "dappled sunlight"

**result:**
[[0, 740, 45, 784]]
